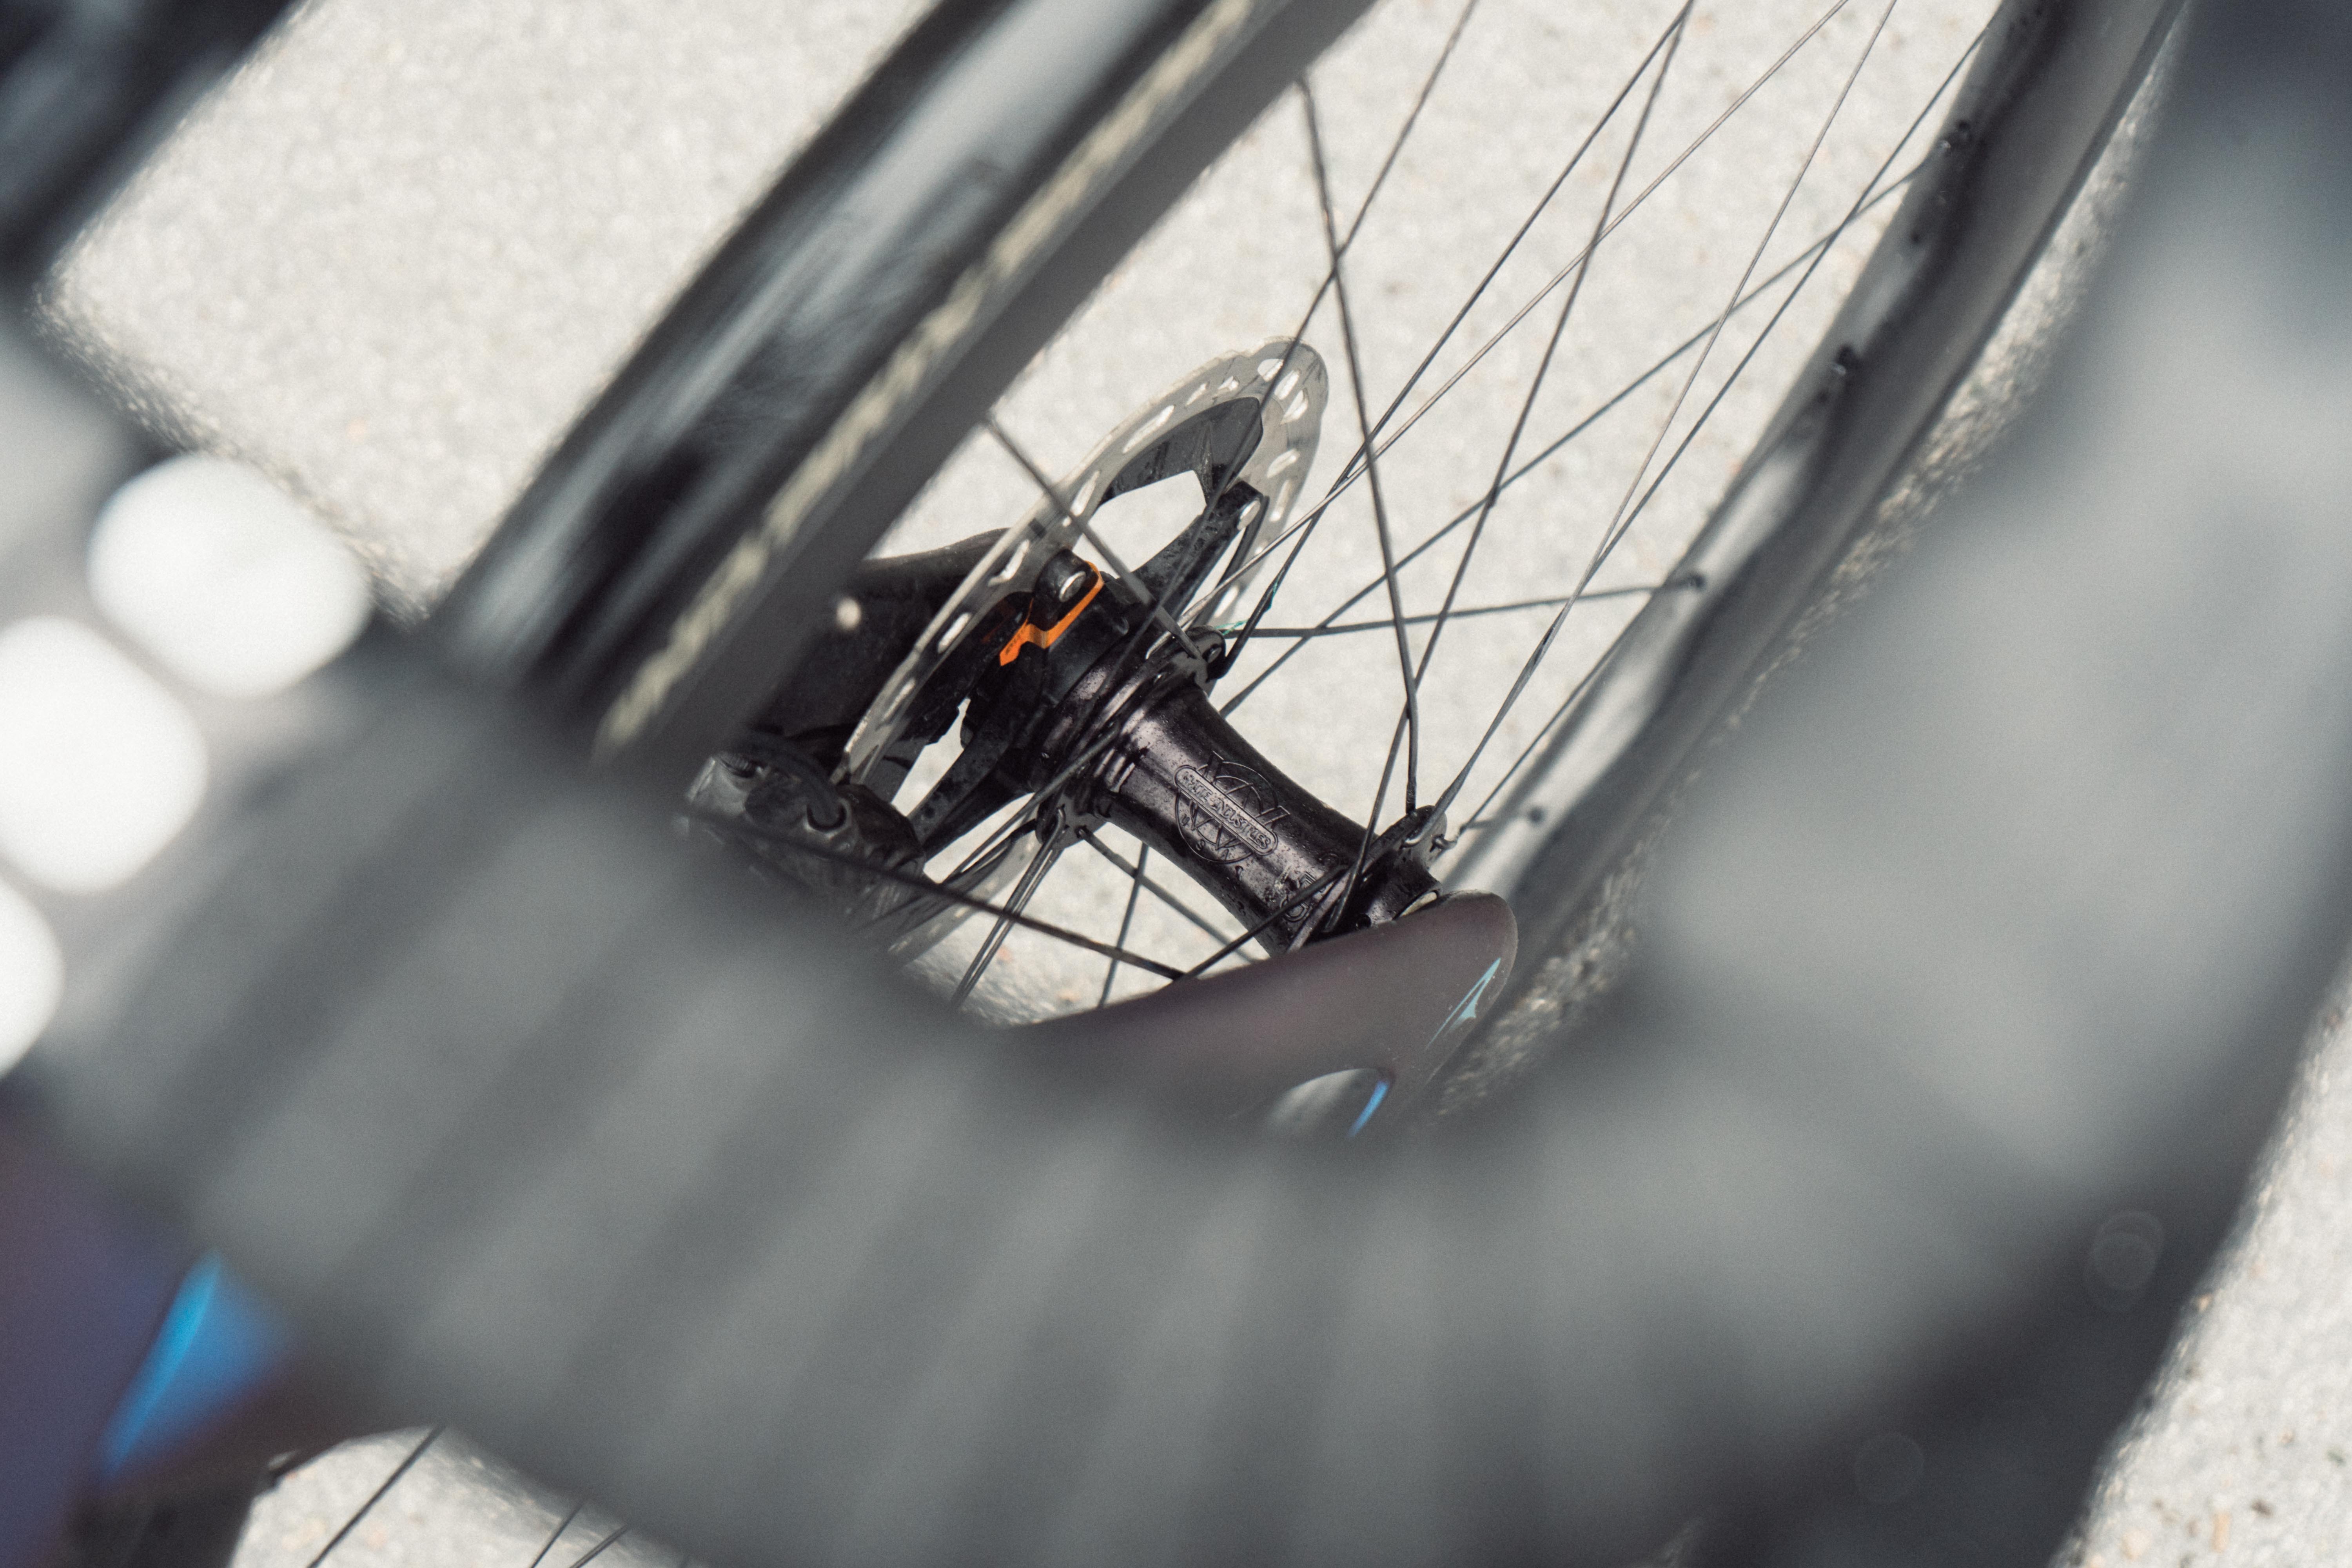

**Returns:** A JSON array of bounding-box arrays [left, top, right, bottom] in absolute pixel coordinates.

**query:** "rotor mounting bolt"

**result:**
[[833, 595, 863, 634], [1037, 551, 1094, 609]]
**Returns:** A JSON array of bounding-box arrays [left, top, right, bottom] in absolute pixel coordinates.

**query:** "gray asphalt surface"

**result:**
[[39, 0, 2352, 1563]]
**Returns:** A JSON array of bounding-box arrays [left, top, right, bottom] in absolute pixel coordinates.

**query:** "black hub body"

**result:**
[[710, 352, 1430, 961], [1085, 673, 1439, 949], [733, 532, 1436, 955]]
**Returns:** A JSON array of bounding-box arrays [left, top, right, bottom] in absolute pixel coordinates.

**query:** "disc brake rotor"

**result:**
[[841, 339, 1327, 785]]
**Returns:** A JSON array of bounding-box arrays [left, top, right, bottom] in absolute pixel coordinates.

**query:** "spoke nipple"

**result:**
[[833, 595, 863, 633]]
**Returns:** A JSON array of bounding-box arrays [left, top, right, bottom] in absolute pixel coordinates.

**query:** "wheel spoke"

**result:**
[[1312, 706, 1412, 947], [1411, 3, 1691, 702], [1448, 594, 1666, 837], [523, 1503, 588, 1568], [938, 816, 1028, 892], [1183, 864, 1350, 977], [704, 806, 1185, 981], [1095, 840, 1152, 1006], [1603, 0, 1904, 564], [1445, 20, 1982, 843], [1224, 7, 1978, 728], [953, 827, 1071, 1005], [1424, 0, 1906, 831], [1301, 80, 1421, 810], [1286, 0, 1858, 560], [983, 413, 1201, 656], [1592, 4, 1977, 554], [1209, 0, 1485, 494], [932, 724, 1124, 889], [1339, 0, 1483, 258], [1247, 581, 1686, 640], [1212, 5, 1689, 674], [303, 1428, 441, 1568], [888, 395, 1220, 954], [921, 670, 1189, 906], [1213, 158, 1925, 715], [1082, 831, 1238, 946], [1307, 5, 1698, 514], [563, 1526, 630, 1568]]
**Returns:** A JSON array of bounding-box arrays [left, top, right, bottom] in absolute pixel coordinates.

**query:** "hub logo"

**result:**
[[1174, 758, 1286, 864]]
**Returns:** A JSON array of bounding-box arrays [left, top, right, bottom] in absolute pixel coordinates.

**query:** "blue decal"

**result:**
[[1347, 1077, 1392, 1138], [1431, 958, 1503, 1043], [98, 1254, 291, 1482]]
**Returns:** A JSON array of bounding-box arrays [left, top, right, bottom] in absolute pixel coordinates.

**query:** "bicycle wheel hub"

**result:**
[[697, 341, 1441, 962]]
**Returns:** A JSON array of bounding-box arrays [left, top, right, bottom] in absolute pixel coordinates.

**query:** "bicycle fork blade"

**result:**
[[1016, 889, 1515, 1132]]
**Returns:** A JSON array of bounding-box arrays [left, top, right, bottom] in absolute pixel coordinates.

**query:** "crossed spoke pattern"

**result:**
[[297, 1428, 441, 1568], [850, 0, 1994, 1012], [1420, 0, 1906, 833], [256, 1430, 701, 1568]]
